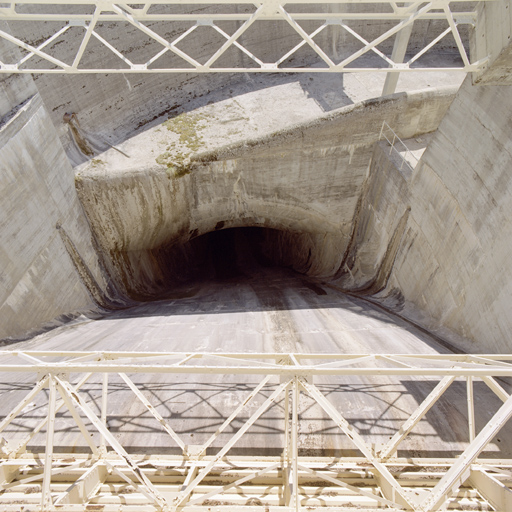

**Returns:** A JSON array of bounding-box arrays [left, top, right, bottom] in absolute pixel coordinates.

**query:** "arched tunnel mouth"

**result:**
[[195, 227, 288, 281], [117, 226, 317, 302]]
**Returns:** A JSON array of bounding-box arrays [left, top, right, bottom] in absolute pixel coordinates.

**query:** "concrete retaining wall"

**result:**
[[471, 0, 512, 85], [339, 76, 512, 353], [0, 91, 119, 341]]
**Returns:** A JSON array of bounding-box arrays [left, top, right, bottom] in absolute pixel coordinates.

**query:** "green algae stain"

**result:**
[[163, 111, 208, 151], [155, 111, 210, 178], [170, 165, 191, 178], [156, 151, 191, 178], [156, 152, 172, 166], [156, 113, 208, 179]]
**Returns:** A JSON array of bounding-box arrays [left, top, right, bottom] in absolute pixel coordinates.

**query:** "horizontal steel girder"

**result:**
[[0, 351, 511, 510], [0, 351, 512, 375], [0, 0, 493, 74]]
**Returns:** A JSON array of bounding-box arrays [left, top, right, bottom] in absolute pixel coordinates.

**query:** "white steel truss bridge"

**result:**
[[0, 351, 511, 511], [0, 0, 494, 76]]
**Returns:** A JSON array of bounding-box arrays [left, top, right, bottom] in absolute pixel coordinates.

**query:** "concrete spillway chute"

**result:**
[[2, 1, 512, 510]]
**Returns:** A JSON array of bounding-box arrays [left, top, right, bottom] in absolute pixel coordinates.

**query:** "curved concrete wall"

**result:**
[[75, 87, 456, 299], [336, 76, 512, 353], [2, 4, 471, 164]]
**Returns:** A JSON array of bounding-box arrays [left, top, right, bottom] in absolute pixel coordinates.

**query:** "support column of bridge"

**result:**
[[382, 5, 415, 96]]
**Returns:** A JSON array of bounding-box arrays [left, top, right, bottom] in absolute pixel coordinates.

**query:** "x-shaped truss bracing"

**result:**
[[0, 1, 493, 74], [0, 351, 511, 510]]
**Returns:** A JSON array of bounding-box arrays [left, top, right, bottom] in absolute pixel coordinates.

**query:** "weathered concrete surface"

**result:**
[[0, 72, 35, 120], [1, 27, 121, 340], [0, 3, 468, 163], [336, 76, 512, 354], [50, 56, 466, 167], [471, 0, 512, 85], [4, 263, 511, 457], [0, 91, 121, 341], [74, 86, 456, 300], [332, 140, 415, 298], [0, 43, 464, 339], [0, 23, 37, 119]]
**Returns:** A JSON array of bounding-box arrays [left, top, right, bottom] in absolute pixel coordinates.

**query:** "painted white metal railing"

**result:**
[[379, 120, 420, 173], [0, 0, 492, 74], [0, 351, 511, 511]]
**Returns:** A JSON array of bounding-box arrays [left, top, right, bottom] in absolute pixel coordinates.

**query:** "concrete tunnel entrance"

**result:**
[[203, 227, 266, 281], [132, 226, 316, 300], [3, 0, 512, 505]]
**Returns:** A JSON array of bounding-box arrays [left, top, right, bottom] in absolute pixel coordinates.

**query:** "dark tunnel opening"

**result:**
[[205, 227, 277, 280], [181, 226, 298, 282], [119, 226, 314, 301]]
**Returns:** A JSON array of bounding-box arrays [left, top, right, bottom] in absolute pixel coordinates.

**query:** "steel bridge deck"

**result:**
[[0, 351, 511, 511]]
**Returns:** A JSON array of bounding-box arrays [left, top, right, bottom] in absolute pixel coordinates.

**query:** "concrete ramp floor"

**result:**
[[2, 266, 511, 460], [1, 267, 512, 510]]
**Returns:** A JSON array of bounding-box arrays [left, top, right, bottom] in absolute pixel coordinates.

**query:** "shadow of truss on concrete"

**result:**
[[0, 351, 511, 510]]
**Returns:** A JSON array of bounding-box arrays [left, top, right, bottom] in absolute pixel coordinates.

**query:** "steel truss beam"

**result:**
[[0, 351, 511, 510], [0, 1, 493, 74]]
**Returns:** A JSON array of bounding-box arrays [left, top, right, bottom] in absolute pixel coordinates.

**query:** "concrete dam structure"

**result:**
[[1, 1, 512, 510]]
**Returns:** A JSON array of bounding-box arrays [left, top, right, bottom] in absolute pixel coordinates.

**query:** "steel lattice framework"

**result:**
[[0, 351, 511, 511], [0, 0, 494, 74]]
